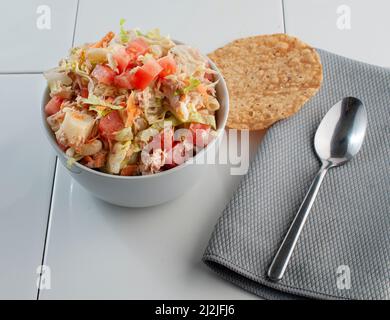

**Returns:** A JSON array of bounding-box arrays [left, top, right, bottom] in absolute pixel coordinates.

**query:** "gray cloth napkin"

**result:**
[[203, 49, 390, 300]]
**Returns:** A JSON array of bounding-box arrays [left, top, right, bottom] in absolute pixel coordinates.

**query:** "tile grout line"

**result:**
[[281, 0, 286, 34], [36, 158, 57, 300], [0, 72, 43, 75], [36, 0, 80, 300], [71, 0, 81, 46]]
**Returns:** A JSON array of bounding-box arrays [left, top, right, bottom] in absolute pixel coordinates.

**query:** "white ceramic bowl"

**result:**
[[41, 54, 229, 207]]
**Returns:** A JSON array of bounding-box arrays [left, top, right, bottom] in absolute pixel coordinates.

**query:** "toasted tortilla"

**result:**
[[208, 34, 323, 130]]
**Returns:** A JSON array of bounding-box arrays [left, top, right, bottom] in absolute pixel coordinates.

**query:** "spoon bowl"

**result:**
[[314, 97, 367, 166], [268, 97, 367, 282]]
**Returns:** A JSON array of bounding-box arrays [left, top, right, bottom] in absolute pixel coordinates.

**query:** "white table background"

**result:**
[[0, 0, 389, 299]]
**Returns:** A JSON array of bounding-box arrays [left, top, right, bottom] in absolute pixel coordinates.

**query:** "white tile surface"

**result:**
[[284, 0, 390, 67], [1, 0, 387, 301], [40, 151, 261, 299], [0, 0, 78, 73], [41, 0, 282, 299], [74, 0, 284, 53], [0, 75, 56, 299]]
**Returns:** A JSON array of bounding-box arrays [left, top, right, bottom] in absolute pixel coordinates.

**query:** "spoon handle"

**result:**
[[267, 163, 330, 282]]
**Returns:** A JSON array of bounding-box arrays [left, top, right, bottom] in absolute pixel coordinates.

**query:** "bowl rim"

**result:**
[[41, 45, 229, 180]]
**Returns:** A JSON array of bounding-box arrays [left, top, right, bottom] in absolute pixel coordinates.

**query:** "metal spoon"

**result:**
[[267, 97, 367, 282]]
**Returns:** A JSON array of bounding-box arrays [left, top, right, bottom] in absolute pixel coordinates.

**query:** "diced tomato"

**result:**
[[132, 59, 163, 90], [113, 72, 134, 89], [126, 38, 149, 58], [45, 96, 63, 116], [91, 64, 116, 85], [158, 56, 177, 77], [132, 69, 153, 91], [113, 47, 131, 74], [106, 97, 114, 104], [80, 87, 89, 98], [98, 110, 124, 140], [189, 123, 211, 147]]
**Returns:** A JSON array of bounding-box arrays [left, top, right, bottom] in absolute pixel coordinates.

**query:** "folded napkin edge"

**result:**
[[203, 253, 349, 300]]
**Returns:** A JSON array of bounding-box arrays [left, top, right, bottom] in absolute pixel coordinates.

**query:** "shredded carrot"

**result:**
[[125, 92, 142, 127], [91, 31, 115, 48], [196, 84, 209, 107], [120, 164, 138, 176], [197, 84, 208, 95], [72, 112, 87, 120], [83, 151, 106, 168], [86, 135, 98, 144], [107, 139, 113, 151], [83, 156, 93, 163], [93, 151, 107, 168]]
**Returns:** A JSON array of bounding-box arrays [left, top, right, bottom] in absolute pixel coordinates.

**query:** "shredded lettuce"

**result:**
[[145, 110, 166, 125], [187, 104, 216, 129], [119, 18, 129, 43], [137, 115, 181, 142], [134, 30, 143, 37], [80, 94, 124, 117], [44, 68, 72, 85], [60, 58, 87, 76], [48, 80, 62, 93], [80, 94, 124, 110], [138, 28, 174, 54], [107, 141, 132, 174], [175, 77, 201, 95], [126, 149, 139, 165], [169, 45, 207, 76], [48, 81, 73, 99], [136, 127, 160, 143], [155, 97, 163, 107], [145, 28, 162, 40], [151, 115, 182, 131], [86, 48, 108, 64], [59, 59, 95, 94], [188, 113, 216, 129], [115, 127, 133, 142], [183, 77, 201, 94], [44, 68, 73, 96], [88, 105, 112, 118], [66, 157, 77, 169]]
